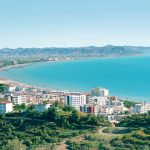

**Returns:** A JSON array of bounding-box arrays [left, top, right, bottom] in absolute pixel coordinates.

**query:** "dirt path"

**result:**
[[56, 135, 84, 150], [99, 127, 124, 137]]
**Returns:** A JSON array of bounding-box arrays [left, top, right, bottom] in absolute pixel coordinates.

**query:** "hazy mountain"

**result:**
[[0, 45, 150, 59]]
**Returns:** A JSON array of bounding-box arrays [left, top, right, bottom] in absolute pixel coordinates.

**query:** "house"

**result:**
[[0, 101, 13, 113]]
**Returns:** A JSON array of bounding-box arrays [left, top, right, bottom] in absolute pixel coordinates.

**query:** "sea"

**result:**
[[0, 55, 150, 101]]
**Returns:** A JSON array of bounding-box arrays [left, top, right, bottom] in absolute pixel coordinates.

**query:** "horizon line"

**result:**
[[1, 45, 150, 49]]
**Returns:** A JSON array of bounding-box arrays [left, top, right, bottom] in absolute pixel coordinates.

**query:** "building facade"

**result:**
[[11, 95, 28, 104], [0, 101, 13, 113], [80, 104, 98, 115], [91, 87, 109, 97], [66, 94, 86, 111], [132, 103, 150, 114]]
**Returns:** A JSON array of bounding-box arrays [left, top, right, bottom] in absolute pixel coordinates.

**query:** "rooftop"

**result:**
[[0, 101, 12, 104]]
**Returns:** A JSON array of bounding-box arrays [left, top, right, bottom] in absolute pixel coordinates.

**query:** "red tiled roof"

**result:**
[[0, 101, 12, 104]]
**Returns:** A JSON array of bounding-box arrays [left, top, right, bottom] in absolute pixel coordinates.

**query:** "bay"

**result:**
[[0, 55, 150, 101]]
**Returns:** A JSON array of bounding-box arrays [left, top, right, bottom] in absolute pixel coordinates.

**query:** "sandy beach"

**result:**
[[0, 77, 33, 88], [0, 64, 27, 71]]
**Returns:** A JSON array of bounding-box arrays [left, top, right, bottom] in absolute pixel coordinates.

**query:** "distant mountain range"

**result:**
[[0, 45, 150, 59]]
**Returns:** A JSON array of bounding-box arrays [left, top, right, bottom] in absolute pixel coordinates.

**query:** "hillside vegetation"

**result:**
[[0, 103, 150, 149], [0, 102, 110, 149], [0, 45, 146, 59]]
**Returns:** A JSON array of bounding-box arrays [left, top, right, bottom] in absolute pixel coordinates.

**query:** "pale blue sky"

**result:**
[[0, 0, 150, 48]]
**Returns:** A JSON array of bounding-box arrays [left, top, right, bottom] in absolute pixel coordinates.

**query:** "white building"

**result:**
[[132, 103, 150, 114], [91, 87, 109, 97], [109, 100, 124, 107], [8, 86, 16, 92], [105, 107, 114, 115], [11, 95, 28, 105], [0, 101, 13, 113], [66, 94, 86, 111], [90, 96, 109, 106]]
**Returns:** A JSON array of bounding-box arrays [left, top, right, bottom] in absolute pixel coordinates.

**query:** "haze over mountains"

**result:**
[[0, 45, 150, 59]]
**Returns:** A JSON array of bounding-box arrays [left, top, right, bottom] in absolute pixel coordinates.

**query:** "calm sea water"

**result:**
[[1, 55, 150, 101]]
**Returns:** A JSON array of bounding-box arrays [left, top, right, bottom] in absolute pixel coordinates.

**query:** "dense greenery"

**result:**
[[66, 128, 150, 150], [110, 129, 150, 150], [0, 102, 110, 149], [66, 113, 150, 150], [0, 102, 150, 149], [0, 58, 47, 68], [13, 104, 27, 112], [0, 84, 8, 93], [123, 100, 135, 108], [117, 113, 150, 128]]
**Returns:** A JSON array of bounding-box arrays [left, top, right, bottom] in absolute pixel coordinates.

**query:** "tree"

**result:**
[[69, 110, 79, 124], [63, 105, 75, 112], [26, 105, 34, 111], [4, 139, 26, 150], [46, 106, 60, 121], [0, 84, 8, 93], [13, 104, 26, 112], [123, 100, 135, 108]]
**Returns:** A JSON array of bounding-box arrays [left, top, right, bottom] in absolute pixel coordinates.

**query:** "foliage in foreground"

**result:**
[[0, 102, 110, 149], [117, 113, 150, 128], [66, 128, 150, 150]]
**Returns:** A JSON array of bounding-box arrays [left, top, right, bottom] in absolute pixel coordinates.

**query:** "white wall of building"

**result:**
[[132, 104, 150, 114], [66, 94, 86, 111], [8, 86, 16, 92], [12, 95, 28, 104], [0, 102, 13, 113], [91, 87, 109, 97], [90, 96, 109, 106]]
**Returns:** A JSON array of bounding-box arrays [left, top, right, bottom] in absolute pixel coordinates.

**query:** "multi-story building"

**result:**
[[11, 95, 28, 105], [132, 103, 150, 114], [90, 96, 109, 106], [80, 104, 98, 115], [65, 94, 86, 111], [91, 87, 109, 97], [0, 101, 13, 113]]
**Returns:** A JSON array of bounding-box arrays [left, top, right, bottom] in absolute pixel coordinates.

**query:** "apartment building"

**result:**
[[66, 94, 86, 111]]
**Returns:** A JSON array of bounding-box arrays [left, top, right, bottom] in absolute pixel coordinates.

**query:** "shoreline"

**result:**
[[0, 54, 148, 101], [0, 77, 36, 89], [0, 76, 148, 102], [0, 53, 143, 72], [0, 64, 28, 71]]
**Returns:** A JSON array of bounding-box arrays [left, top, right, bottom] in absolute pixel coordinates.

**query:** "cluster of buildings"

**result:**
[[65, 87, 150, 121], [0, 84, 150, 122], [0, 84, 67, 114]]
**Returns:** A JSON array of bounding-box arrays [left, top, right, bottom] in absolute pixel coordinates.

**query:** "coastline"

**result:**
[[0, 53, 143, 72], [0, 53, 146, 98], [0, 77, 35, 89], [0, 64, 28, 71]]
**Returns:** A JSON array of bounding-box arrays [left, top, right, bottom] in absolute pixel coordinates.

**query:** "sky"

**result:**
[[0, 0, 150, 48]]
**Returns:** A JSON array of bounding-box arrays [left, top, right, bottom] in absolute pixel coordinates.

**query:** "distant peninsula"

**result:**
[[0, 45, 150, 69]]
